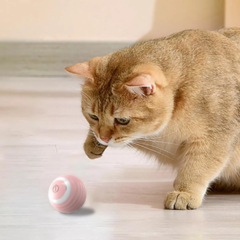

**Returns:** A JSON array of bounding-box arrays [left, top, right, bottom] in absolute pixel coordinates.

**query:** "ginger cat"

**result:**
[[65, 28, 240, 210]]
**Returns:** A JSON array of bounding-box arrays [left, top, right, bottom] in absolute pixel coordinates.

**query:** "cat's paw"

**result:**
[[84, 136, 107, 159], [164, 191, 202, 210]]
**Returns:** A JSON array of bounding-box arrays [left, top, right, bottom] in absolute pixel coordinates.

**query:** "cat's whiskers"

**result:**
[[137, 138, 180, 146], [87, 129, 95, 137], [136, 129, 181, 147], [149, 129, 179, 140], [127, 143, 138, 153], [81, 123, 90, 130], [161, 129, 179, 138], [132, 142, 173, 161], [135, 141, 175, 156]]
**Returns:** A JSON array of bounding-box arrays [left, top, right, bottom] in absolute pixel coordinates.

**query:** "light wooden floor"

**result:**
[[1, 76, 240, 240]]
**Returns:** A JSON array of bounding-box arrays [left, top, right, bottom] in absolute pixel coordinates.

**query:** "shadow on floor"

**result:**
[[60, 207, 95, 217], [91, 181, 173, 210]]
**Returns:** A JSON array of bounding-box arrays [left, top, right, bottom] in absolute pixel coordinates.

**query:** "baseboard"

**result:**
[[0, 42, 133, 77]]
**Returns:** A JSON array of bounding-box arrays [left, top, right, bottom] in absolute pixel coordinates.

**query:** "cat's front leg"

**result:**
[[164, 139, 230, 210], [83, 131, 108, 159]]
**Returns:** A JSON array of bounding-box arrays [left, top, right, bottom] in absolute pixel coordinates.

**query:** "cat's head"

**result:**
[[65, 52, 174, 147]]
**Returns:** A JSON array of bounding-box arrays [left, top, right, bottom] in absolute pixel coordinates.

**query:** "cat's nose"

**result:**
[[100, 137, 111, 143]]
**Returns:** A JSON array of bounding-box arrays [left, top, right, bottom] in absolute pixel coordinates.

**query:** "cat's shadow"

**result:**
[[92, 180, 238, 210], [92, 181, 173, 210]]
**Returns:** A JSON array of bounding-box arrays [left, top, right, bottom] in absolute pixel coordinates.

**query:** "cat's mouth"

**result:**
[[93, 133, 131, 147]]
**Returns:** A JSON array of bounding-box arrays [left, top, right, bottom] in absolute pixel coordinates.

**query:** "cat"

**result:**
[[65, 28, 240, 210]]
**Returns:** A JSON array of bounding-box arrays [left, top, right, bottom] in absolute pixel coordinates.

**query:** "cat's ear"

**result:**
[[125, 65, 167, 96], [65, 57, 101, 82], [65, 62, 93, 80], [126, 74, 156, 96]]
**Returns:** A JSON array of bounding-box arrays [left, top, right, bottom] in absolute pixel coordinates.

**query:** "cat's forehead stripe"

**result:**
[[110, 104, 115, 116], [92, 101, 96, 114]]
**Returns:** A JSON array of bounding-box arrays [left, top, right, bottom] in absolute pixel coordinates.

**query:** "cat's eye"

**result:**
[[115, 117, 130, 125], [89, 114, 99, 120]]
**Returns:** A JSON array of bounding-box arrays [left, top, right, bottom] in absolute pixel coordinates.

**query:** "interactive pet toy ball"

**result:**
[[48, 175, 87, 213]]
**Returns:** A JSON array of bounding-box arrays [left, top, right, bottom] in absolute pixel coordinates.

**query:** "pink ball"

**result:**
[[48, 175, 87, 213]]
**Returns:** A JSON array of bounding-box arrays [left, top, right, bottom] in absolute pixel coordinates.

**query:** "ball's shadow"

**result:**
[[61, 207, 95, 216]]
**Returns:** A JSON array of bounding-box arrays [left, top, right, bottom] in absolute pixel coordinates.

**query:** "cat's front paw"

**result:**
[[84, 135, 108, 159], [164, 191, 202, 210]]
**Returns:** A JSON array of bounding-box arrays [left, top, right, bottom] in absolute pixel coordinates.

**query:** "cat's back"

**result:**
[[129, 28, 240, 69], [218, 27, 240, 48]]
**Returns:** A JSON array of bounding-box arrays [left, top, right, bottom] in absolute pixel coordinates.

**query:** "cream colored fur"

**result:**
[[65, 28, 240, 210]]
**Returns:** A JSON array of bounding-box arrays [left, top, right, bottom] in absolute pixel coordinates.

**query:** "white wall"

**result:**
[[0, 0, 224, 42], [225, 0, 240, 28]]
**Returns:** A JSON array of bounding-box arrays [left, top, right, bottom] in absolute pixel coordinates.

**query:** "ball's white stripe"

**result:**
[[48, 177, 71, 204]]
